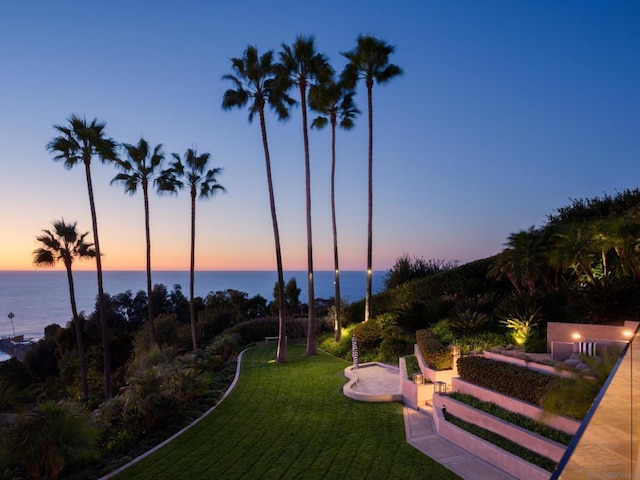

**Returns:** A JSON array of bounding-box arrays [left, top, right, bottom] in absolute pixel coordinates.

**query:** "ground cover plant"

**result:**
[[443, 411, 557, 472], [111, 344, 460, 480], [447, 392, 573, 445]]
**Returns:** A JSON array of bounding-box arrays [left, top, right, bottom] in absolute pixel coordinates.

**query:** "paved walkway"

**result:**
[[404, 406, 516, 480], [344, 362, 516, 480]]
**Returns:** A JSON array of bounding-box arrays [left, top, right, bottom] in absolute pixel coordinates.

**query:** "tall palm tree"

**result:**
[[47, 115, 118, 401], [278, 35, 334, 355], [222, 45, 295, 363], [111, 138, 168, 349], [310, 77, 359, 341], [170, 148, 225, 351], [33, 219, 95, 400], [342, 35, 402, 322]]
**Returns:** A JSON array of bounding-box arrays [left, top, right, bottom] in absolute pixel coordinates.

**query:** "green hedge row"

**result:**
[[457, 356, 555, 405], [416, 330, 453, 371], [447, 392, 573, 445], [443, 411, 557, 472]]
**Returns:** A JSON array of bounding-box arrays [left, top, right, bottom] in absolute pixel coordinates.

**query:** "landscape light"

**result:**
[[623, 330, 633, 338], [572, 333, 581, 340]]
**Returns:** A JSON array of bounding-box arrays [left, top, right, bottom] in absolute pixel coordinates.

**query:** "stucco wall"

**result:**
[[547, 321, 638, 361]]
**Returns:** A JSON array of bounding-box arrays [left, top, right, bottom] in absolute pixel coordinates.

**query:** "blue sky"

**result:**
[[1, 1, 638, 271]]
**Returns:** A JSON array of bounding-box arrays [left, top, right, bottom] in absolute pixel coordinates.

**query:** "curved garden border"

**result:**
[[99, 348, 248, 479]]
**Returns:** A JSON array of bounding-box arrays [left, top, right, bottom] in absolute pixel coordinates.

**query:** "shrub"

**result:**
[[226, 317, 307, 345], [524, 329, 547, 353], [449, 309, 490, 336], [404, 355, 421, 380], [416, 330, 452, 371], [541, 347, 620, 420], [352, 319, 383, 351], [318, 326, 356, 359], [430, 318, 455, 344], [457, 356, 555, 405], [378, 326, 414, 361], [455, 332, 508, 355], [0, 400, 98, 479]]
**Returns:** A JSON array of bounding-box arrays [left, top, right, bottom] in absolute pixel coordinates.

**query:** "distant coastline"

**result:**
[[0, 270, 387, 351], [0, 337, 33, 361]]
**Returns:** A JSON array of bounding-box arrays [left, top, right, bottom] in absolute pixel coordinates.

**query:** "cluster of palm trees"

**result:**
[[222, 34, 402, 361], [41, 116, 223, 401], [35, 33, 402, 399]]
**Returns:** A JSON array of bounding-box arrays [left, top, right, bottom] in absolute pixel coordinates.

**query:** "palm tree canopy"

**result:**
[[112, 135, 162, 220], [222, 45, 295, 122], [111, 138, 166, 195], [47, 114, 118, 168], [309, 78, 360, 130], [341, 34, 403, 88], [171, 149, 226, 199], [33, 220, 95, 268], [277, 35, 334, 91]]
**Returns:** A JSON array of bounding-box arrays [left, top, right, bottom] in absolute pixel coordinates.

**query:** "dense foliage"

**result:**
[[456, 356, 555, 405], [384, 255, 458, 289], [416, 330, 453, 371]]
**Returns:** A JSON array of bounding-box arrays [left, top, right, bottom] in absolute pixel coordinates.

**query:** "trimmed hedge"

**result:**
[[444, 411, 557, 472], [416, 329, 452, 371], [457, 356, 555, 405], [448, 392, 573, 445]]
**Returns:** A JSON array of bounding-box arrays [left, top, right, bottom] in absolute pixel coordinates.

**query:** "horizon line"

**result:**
[[0, 268, 390, 273]]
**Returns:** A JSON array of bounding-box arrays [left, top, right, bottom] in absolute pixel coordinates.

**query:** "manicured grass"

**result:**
[[112, 344, 460, 480]]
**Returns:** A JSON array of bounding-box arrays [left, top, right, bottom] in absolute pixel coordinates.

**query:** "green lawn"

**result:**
[[112, 344, 460, 480]]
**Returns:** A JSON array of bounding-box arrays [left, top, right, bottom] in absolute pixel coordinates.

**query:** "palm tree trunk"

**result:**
[[143, 182, 157, 349], [84, 160, 112, 401], [331, 115, 341, 342], [364, 79, 374, 322], [259, 109, 288, 363], [65, 262, 88, 400], [189, 188, 198, 351], [300, 85, 316, 355]]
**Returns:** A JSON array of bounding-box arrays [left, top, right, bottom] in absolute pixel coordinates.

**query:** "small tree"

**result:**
[[272, 278, 301, 316]]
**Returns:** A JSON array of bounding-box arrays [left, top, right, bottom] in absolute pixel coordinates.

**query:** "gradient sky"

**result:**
[[1, 1, 638, 272]]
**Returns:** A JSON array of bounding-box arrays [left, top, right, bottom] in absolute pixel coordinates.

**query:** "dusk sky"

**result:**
[[1, 1, 638, 272]]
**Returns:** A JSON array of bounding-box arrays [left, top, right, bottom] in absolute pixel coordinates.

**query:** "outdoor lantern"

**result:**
[[434, 381, 446, 394], [450, 345, 460, 357]]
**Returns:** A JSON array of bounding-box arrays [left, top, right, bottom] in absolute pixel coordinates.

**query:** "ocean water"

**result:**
[[0, 270, 386, 339]]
